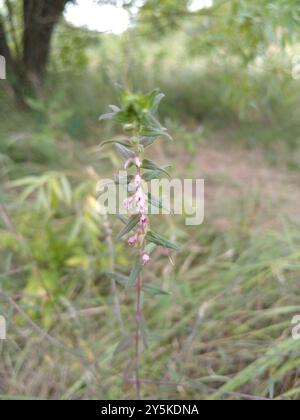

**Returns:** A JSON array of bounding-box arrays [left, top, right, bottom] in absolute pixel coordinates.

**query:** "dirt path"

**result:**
[[194, 144, 300, 231]]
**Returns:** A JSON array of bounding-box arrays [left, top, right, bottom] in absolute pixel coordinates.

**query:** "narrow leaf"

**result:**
[[100, 139, 132, 148], [140, 137, 157, 148], [126, 257, 143, 291], [142, 128, 173, 141], [143, 170, 162, 182], [99, 105, 121, 121], [104, 272, 128, 287], [115, 143, 135, 160], [113, 335, 134, 357], [139, 315, 149, 349], [99, 112, 116, 121], [146, 231, 180, 251], [116, 214, 140, 240], [145, 243, 157, 255], [60, 176, 72, 206], [143, 283, 170, 296], [104, 269, 167, 296], [151, 93, 165, 114], [142, 159, 171, 177], [109, 105, 121, 113]]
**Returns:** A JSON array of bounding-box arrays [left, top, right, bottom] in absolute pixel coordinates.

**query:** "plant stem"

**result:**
[[103, 214, 124, 333], [135, 272, 142, 400]]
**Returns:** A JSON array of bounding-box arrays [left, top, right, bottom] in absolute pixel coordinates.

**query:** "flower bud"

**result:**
[[123, 123, 134, 132], [128, 234, 138, 247], [142, 254, 150, 265], [134, 157, 142, 168]]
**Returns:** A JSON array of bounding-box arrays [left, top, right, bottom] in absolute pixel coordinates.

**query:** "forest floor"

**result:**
[[155, 125, 300, 232], [196, 142, 300, 230]]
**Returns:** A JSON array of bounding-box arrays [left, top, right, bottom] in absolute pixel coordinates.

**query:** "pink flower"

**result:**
[[140, 215, 147, 224], [140, 215, 148, 229], [135, 187, 147, 213], [142, 254, 150, 265], [134, 157, 142, 168], [128, 234, 138, 247], [133, 174, 142, 188]]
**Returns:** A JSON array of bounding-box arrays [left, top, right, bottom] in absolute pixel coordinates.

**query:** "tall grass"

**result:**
[[1, 118, 300, 399], [1, 189, 300, 399], [1, 24, 300, 400]]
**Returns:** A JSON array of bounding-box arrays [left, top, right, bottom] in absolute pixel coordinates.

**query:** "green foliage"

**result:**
[[100, 88, 170, 139], [2, 0, 300, 401], [116, 214, 140, 240], [100, 88, 177, 291], [51, 24, 91, 74], [146, 231, 179, 251]]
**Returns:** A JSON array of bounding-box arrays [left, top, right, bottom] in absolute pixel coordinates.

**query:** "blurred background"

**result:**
[[1, 0, 300, 400]]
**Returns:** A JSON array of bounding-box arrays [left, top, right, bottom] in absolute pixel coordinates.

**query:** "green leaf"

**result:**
[[142, 128, 173, 141], [138, 315, 149, 349], [104, 272, 128, 286], [151, 92, 165, 114], [115, 143, 135, 160], [104, 268, 168, 296], [109, 105, 121, 113], [143, 170, 162, 182], [144, 89, 159, 109], [142, 159, 171, 177], [209, 338, 299, 400], [143, 283, 170, 296], [146, 231, 180, 251], [99, 105, 121, 121], [143, 113, 173, 140], [126, 257, 143, 291], [11, 176, 44, 187], [99, 139, 132, 148], [145, 243, 157, 255], [60, 175, 72, 206], [99, 112, 116, 122], [113, 335, 134, 357], [116, 214, 140, 240], [140, 137, 157, 148]]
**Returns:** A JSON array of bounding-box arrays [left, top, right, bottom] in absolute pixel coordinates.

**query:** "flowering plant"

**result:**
[[100, 89, 179, 399]]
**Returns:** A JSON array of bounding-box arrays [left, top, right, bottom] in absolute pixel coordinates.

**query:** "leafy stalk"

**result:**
[[100, 88, 178, 399]]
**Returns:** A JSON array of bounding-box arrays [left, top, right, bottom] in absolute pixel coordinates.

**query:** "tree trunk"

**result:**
[[0, 0, 70, 104], [22, 0, 69, 92], [0, 16, 26, 106]]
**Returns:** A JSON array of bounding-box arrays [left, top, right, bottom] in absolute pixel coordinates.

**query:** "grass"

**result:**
[[1, 215, 300, 400], [1, 13, 300, 399], [1, 116, 300, 400]]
